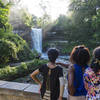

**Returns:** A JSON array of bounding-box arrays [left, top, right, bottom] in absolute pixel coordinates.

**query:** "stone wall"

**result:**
[[43, 31, 68, 54], [0, 81, 40, 100], [0, 80, 67, 100]]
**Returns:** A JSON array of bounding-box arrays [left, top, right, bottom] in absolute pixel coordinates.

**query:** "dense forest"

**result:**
[[49, 0, 100, 53]]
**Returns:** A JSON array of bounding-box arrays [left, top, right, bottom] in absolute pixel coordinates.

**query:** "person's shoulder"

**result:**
[[84, 67, 94, 76], [85, 67, 92, 73], [56, 66, 63, 76], [39, 64, 47, 69], [42, 64, 48, 68]]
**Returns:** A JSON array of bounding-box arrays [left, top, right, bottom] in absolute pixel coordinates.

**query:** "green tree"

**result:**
[[67, 0, 100, 47], [21, 9, 34, 27], [49, 0, 100, 53], [0, 39, 17, 64], [0, 0, 11, 32]]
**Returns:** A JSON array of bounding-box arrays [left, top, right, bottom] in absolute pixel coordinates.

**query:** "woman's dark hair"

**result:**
[[47, 48, 59, 63], [70, 45, 90, 66], [91, 46, 100, 73]]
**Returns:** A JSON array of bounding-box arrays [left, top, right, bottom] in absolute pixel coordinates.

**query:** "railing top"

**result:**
[[0, 80, 67, 98]]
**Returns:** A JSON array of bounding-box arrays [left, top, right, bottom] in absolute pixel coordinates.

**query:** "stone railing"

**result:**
[[0, 80, 67, 100]]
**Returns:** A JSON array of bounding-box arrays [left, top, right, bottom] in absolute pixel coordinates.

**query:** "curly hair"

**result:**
[[70, 45, 90, 66]]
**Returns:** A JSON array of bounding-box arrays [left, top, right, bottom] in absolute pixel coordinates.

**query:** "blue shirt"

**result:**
[[73, 64, 88, 96]]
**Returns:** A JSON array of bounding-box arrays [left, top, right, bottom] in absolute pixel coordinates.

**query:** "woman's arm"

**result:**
[[68, 65, 75, 96], [30, 69, 42, 86], [58, 77, 65, 100], [56, 62, 70, 68]]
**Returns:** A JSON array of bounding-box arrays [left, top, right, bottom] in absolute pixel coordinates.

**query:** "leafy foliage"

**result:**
[[49, 0, 100, 53], [0, 59, 48, 81], [21, 9, 34, 27], [0, 39, 17, 64], [0, 0, 11, 32], [0, 32, 35, 64], [0, 1, 36, 65]]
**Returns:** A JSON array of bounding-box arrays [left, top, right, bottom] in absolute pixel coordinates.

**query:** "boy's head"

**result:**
[[47, 48, 59, 63], [70, 45, 90, 66]]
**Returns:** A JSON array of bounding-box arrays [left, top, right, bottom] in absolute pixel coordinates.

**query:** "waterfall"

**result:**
[[31, 28, 42, 53]]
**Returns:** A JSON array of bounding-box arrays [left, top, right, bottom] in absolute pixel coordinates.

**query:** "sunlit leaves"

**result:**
[[0, 0, 11, 32], [0, 39, 17, 64]]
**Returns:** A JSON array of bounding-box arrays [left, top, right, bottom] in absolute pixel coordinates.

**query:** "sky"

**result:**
[[21, 0, 70, 20]]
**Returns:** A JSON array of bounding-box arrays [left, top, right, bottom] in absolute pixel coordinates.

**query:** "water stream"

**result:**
[[31, 28, 42, 53]]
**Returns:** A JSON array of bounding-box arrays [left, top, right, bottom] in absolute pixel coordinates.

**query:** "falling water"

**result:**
[[31, 28, 42, 53]]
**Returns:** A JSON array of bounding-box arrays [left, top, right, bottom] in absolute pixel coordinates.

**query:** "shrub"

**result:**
[[0, 39, 17, 64], [0, 33, 35, 63], [0, 59, 48, 80]]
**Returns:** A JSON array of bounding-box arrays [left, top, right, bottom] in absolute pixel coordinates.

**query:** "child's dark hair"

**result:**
[[70, 45, 90, 66], [91, 46, 100, 73], [47, 48, 59, 63]]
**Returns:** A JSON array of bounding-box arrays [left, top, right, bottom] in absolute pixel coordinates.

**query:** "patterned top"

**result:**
[[84, 67, 100, 100]]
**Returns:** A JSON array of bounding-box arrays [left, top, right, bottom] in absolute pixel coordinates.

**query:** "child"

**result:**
[[84, 46, 100, 100], [30, 48, 64, 100]]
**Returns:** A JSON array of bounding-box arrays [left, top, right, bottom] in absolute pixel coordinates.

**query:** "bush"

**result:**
[[0, 33, 26, 51], [0, 33, 35, 63], [0, 59, 48, 81], [17, 46, 34, 61], [0, 39, 17, 64]]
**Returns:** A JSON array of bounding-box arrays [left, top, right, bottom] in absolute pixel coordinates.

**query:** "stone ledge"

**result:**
[[0, 80, 67, 100], [0, 80, 40, 100]]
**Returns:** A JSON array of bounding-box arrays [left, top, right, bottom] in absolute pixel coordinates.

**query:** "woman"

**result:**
[[57, 45, 90, 100], [84, 46, 100, 100], [68, 45, 90, 100], [30, 48, 64, 100]]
